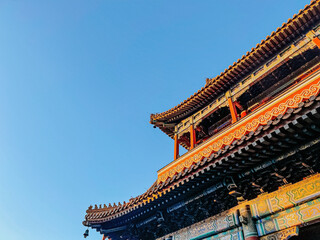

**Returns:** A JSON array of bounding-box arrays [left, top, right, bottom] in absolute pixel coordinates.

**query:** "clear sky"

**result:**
[[0, 0, 311, 239]]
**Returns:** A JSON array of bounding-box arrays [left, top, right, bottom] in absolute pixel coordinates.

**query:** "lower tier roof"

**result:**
[[84, 92, 320, 239]]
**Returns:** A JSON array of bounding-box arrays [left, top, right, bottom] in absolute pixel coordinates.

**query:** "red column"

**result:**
[[190, 125, 196, 150], [228, 98, 238, 123], [174, 134, 179, 160], [313, 37, 320, 48]]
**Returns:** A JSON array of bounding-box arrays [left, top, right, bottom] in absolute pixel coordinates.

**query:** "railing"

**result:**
[[208, 114, 232, 136], [247, 56, 320, 111]]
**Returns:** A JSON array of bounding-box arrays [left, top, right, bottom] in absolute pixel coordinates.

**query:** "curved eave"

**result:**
[[150, 0, 320, 130], [84, 95, 320, 226]]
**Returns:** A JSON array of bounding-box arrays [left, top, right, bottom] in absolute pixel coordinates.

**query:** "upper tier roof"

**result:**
[[150, 0, 320, 138]]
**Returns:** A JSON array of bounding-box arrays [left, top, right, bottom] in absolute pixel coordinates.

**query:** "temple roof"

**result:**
[[84, 2, 320, 238], [85, 93, 320, 226], [150, 0, 320, 138]]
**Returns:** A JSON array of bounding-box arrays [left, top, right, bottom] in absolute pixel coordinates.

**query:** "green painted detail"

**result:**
[[199, 227, 244, 240], [172, 211, 240, 240], [190, 230, 218, 240], [274, 218, 280, 231], [244, 232, 258, 237], [256, 197, 320, 236], [250, 174, 320, 219]]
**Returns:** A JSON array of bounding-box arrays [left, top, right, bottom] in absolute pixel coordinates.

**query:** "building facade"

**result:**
[[83, 1, 320, 239]]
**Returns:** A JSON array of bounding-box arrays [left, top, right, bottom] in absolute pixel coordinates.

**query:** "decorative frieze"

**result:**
[[250, 173, 320, 219], [160, 173, 320, 240], [256, 198, 320, 236], [158, 208, 240, 240], [260, 227, 299, 240], [201, 227, 244, 240]]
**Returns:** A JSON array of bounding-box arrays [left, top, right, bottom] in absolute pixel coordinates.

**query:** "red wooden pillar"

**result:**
[[190, 125, 196, 150], [228, 97, 238, 123], [313, 37, 320, 48], [174, 134, 179, 160]]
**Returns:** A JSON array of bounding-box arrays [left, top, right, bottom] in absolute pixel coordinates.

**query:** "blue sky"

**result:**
[[0, 1, 311, 239]]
